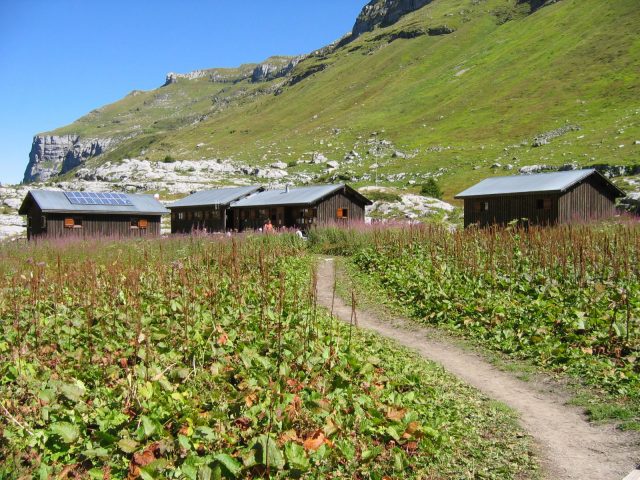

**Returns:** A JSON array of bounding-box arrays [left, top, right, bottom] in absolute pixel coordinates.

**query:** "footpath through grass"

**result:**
[[0, 235, 537, 479], [309, 223, 640, 430]]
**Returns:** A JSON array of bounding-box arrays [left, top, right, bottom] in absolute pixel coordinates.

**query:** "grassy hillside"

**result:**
[[44, 0, 640, 201]]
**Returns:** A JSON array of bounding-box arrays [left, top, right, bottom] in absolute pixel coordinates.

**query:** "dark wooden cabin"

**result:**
[[168, 186, 262, 234], [455, 169, 625, 228], [18, 190, 168, 240], [230, 184, 372, 231]]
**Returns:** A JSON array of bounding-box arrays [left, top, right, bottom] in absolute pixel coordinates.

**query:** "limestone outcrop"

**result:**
[[351, 0, 435, 40], [23, 135, 114, 183]]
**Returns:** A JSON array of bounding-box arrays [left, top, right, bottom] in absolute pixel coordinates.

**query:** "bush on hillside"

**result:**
[[420, 178, 443, 199]]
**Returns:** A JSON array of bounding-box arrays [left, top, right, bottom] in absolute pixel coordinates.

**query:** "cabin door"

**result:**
[[284, 208, 295, 228]]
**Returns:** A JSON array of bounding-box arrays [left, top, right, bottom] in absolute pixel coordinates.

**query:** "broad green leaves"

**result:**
[[50, 422, 80, 444], [0, 234, 538, 478]]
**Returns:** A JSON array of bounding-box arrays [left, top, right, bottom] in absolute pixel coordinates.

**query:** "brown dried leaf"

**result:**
[[279, 429, 299, 443], [128, 442, 161, 480], [386, 407, 407, 422], [303, 430, 326, 451], [245, 393, 258, 407]]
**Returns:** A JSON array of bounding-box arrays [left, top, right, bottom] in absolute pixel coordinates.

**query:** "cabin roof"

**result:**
[[168, 186, 263, 209], [455, 169, 625, 199], [231, 184, 372, 208], [18, 190, 169, 216]]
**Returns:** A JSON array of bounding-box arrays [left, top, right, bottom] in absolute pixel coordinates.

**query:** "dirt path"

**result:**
[[316, 257, 639, 480]]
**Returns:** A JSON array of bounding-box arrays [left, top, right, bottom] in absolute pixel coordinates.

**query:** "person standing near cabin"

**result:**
[[264, 218, 274, 233]]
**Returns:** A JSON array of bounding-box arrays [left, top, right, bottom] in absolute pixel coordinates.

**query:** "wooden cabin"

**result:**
[[455, 169, 625, 228], [168, 186, 262, 234], [230, 184, 372, 231], [18, 190, 168, 240]]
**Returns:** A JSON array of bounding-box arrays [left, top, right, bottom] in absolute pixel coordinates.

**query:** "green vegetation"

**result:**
[[43, 0, 639, 202], [309, 223, 640, 427], [0, 235, 536, 478], [420, 179, 443, 199], [363, 190, 403, 203]]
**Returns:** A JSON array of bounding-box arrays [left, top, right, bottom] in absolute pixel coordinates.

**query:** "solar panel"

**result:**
[[64, 191, 133, 206]]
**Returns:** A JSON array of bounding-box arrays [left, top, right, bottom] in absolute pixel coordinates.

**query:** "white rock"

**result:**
[[326, 161, 340, 169], [0, 214, 25, 240], [519, 165, 550, 174], [4, 198, 23, 209], [312, 152, 328, 164], [271, 161, 288, 170]]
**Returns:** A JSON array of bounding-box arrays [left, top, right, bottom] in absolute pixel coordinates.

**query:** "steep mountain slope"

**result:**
[[24, 0, 640, 201]]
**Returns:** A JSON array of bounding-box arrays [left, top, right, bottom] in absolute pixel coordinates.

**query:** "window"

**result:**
[[131, 218, 149, 229], [337, 208, 349, 219], [64, 217, 82, 229], [536, 198, 552, 211], [194, 211, 203, 220], [41, 216, 47, 229], [178, 212, 185, 220], [473, 201, 489, 213]]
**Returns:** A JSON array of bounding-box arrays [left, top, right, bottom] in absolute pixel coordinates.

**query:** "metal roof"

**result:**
[[455, 169, 624, 198], [231, 184, 348, 208], [19, 190, 169, 216], [168, 186, 262, 209]]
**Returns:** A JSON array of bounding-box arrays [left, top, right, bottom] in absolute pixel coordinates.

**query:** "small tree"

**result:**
[[420, 178, 442, 199]]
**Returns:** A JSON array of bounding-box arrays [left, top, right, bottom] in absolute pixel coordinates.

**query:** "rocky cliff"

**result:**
[[23, 135, 114, 183], [350, 0, 434, 40]]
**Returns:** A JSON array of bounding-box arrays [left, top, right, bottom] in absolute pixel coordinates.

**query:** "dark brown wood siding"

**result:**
[[464, 194, 559, 228], [557, 175, 617, 223], [170, 206, 228, 234], [463, 174, 620, 228], [232, 191, 367, 231], [29, 213, 161, 239], [316, 192, 365, 224], [25, 204, 45, 240]]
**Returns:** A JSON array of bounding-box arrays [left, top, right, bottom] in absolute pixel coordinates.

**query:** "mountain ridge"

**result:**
[[22, 0, 640, 202]]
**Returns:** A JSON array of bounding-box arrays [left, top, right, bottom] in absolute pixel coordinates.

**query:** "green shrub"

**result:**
[[163, 155, 176, 163], [420, 178, 443, 199]]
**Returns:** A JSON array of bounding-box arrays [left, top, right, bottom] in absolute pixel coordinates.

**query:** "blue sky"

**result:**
[[0, 0, 365, 184]]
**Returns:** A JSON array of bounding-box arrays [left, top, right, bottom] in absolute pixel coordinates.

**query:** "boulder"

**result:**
[[312, 152, 328, 164], [326, 161, 340, 169], [271, 161, 288, 170]]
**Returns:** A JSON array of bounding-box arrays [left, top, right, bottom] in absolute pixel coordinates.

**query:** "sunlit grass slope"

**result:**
[[46, 0, 640, 200]]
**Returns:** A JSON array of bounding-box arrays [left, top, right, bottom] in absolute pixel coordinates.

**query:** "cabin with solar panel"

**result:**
[[455, 169, 625, 228], [18, 190, 169, 240], [229, 184, 372, 231]]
